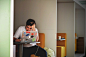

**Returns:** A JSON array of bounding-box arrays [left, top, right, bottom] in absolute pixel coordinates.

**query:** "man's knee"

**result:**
[[43, 49, 47, 55], [39, 47, 47, 55]]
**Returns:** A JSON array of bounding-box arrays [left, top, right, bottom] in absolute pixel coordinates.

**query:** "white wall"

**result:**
[[57, 3, 75, 57], [14, 0, 57, 56], [75, 9, 85, 37]]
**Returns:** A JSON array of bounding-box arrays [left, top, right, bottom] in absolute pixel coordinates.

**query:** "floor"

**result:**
[[75, 53, 84, 57]]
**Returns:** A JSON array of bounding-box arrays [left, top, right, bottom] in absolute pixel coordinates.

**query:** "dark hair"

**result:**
[[26, 19, 36, 26]]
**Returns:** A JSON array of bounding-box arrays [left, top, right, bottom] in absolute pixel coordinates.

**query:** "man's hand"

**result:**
[[36, 36, 39, 42], [32, 24, 36, 31], [15, 39, 21, 42]]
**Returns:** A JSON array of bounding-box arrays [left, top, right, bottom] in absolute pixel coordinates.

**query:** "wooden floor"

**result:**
[[75, 53, 84, 57]]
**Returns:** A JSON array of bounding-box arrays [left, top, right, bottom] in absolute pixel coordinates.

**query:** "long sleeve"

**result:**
[[13, 27, 21, 39]]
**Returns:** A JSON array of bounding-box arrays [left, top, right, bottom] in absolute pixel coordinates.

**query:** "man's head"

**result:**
[[26, 19, 36, 31]]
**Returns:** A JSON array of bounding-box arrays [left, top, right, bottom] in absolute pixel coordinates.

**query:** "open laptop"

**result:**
[[21, 31, 38, 43]]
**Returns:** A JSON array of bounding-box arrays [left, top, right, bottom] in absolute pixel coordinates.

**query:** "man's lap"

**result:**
[[23, 45, 47, 57]]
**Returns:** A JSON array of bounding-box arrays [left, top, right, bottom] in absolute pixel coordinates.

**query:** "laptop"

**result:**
[[21, 31, 38, 43]]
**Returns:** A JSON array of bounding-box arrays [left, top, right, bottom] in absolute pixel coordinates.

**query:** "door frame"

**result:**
[[10, 0, 14, 57]]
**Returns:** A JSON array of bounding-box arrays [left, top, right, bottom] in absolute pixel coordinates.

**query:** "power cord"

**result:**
[[34, 46, 40, 57]]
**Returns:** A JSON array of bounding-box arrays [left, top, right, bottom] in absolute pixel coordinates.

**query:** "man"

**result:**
[[13, 19, 47, 57]]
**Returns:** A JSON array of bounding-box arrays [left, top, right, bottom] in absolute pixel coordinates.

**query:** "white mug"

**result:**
[[58, 36, 61, 40]]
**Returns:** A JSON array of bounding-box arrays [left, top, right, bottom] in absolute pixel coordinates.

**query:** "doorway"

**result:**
[[75, 2, 85, 57]]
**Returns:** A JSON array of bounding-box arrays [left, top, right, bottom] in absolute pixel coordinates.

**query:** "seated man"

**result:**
[[13, 19, 47, 57]]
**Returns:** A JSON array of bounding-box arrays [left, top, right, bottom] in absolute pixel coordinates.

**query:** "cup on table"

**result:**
[[58, 36, 61, 40]]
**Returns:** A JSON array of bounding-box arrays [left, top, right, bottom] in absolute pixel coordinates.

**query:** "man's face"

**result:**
[[26, 25, 32, 31]]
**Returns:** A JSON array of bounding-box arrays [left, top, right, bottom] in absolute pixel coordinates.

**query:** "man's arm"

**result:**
[[13, 37, 21, 42], [13, 37, 16, 41], [36, 36, 39, 42], [36, 29, 39, 42], [32, 24, 39, 41], [13, 26, 21, 42]]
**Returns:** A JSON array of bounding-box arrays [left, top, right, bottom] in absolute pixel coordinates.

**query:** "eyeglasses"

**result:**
[[30, 28, 32, 29], [26, 26, 32, 29]]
